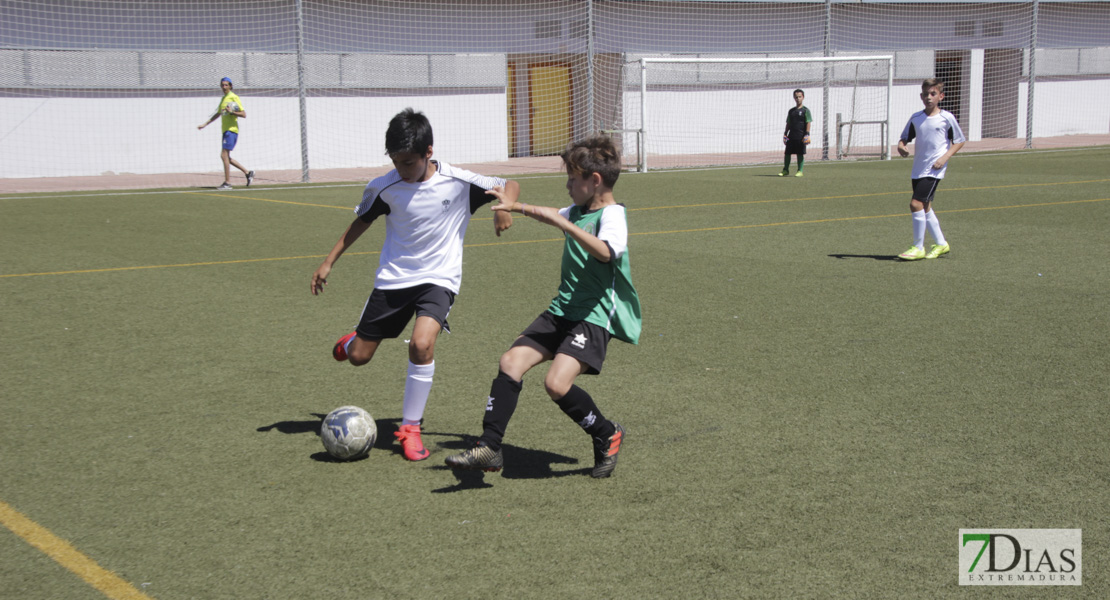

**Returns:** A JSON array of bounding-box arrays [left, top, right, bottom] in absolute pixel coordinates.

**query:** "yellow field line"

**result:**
[[2, 198, 1105, 279], [193, 178, 1110, 214], [188, 191, 350, 210], [636, 197, 1109, 235], [0, 252, 379, 278], [0, 500, 156, 600], [631, 178, 1110, 212]]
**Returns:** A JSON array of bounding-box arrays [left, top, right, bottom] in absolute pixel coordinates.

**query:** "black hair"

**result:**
[[793, 89, 804, 97], [385, 108, 433, 155], [561, 135, 622, 188]]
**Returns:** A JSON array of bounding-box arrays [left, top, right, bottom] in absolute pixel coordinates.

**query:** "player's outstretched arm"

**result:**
[[311, 218, 372, 295], [487, 181, 518, 237], [492, 199, 611, 262]]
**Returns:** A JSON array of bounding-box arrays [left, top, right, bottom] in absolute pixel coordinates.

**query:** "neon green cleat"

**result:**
[[794, 171, 803, 177], [898, 245, 926, 261], [778, 169, 789, 177], [925, 243, 950, 259]]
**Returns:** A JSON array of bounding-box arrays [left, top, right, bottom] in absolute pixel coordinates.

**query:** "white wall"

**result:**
[[0, 94, 508, 179], [1017, 79, 1110, 139], [3, 75, 1108, 179], [620, 77, 1109, 162]]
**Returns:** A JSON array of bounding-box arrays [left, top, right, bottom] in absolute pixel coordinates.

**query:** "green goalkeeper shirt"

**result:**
[[785, 105, 812, 141], [548, 203, 642, 345]]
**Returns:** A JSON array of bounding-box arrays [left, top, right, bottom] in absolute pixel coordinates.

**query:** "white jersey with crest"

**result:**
[[900, 109, 966, 179], [352, 161, 505, 293]]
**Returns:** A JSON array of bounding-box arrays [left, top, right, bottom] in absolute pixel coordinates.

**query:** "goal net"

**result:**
[[617, 56, 893, 172], [2, 1, 1108, 193]]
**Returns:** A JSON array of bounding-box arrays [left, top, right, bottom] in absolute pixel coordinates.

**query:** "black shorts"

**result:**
[[355, 283, 455, 340], [512, 312, 611, 375], [785, 139, 807, 155], [911, 177, 941, 204]]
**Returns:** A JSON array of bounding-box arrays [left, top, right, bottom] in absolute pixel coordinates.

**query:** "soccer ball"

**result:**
[[225, 101, 239, 114], [320, 405, 376, 460]]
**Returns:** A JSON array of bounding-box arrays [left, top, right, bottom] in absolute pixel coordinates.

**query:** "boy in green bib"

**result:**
[[446, 135, 641, 478]]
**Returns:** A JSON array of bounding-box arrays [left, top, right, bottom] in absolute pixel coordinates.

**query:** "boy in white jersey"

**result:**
[[896, 78, 966, 260], [445, 136, 642, 478], [310, 108, 516, 461]]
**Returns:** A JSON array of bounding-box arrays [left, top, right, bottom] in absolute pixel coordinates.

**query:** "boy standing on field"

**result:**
[[445, 135, 641, 479], [197, 77, 254, 190], [896, 78, 966, 260], [310, 107, 516, 461], [780, 89, 812, 177]]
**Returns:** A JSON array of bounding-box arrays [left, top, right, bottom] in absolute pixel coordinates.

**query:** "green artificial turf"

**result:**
[[2, 147, 1107, 598]]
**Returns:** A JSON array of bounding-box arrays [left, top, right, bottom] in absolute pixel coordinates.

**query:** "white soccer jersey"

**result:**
[[352, 161, 505, 293], [900, 109, 966, 179]]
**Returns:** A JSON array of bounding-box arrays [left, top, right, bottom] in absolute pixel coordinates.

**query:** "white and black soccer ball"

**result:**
[[225, 101, 240, 114], [320, 405, 376, 460]]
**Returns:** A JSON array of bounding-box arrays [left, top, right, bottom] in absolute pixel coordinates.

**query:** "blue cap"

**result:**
[[221, 77, 232, 85]]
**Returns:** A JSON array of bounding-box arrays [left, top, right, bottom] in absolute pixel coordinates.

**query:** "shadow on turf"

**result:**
[[257, 417, 590, 481], [257, 414, 406, 463], [828, 253, 900, 261], [427, 435, 589, 493]]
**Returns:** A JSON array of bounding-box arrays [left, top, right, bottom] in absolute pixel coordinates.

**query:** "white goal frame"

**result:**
[[634, 56, 894, 172]]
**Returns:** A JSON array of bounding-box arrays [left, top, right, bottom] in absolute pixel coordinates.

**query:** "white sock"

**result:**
[[911, 210, 927, 249], [925, 210, 946, 246], [401, 361, 435, 425], [343, 335, 355, 353]]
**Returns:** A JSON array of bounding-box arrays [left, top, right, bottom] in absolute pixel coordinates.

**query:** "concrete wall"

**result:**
[[4, 72, 1107, 179], [621, 76, 1106, 161], [0, 93, 508, 179]]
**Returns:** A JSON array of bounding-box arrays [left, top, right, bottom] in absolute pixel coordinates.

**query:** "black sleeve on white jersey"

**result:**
[[903, 123, 916, 143], [468, 183, 494, 215], [358, 196, 390, 223]]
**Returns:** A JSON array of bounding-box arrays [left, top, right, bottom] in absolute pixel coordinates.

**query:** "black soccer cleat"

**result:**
[[591, 422, 624, 478], [445, 440, 503, 472]]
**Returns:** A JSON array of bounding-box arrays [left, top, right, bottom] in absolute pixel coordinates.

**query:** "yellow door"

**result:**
[[529, 65, 571, 155]]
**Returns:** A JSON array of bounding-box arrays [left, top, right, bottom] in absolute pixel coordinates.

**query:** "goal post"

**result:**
[[625, 55, 894, 172]]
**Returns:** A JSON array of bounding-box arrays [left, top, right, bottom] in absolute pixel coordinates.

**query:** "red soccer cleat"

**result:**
[[394, 424, 430, 461], [333, 331, 357, 361]]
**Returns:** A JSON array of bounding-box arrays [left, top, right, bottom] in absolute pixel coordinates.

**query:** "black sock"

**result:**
[[553, 385, 614, 439], [479, 371, 522, 451]]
